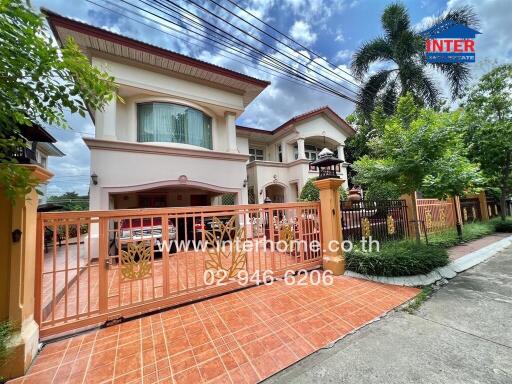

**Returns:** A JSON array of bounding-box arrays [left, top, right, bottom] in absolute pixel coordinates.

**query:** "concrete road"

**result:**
[[266, 246, 512, 384]]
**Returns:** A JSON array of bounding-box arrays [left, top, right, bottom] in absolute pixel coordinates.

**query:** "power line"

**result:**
[[220, 0, 367, 92], [157, 0, 360, 102], [118, 0, 359, 103], [180, 0, 360, 96], [206, 0, 363, 93], [89, 0, 337, 97]]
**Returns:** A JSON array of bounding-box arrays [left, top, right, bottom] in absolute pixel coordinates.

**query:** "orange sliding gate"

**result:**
[[35, 202, 322, 339]]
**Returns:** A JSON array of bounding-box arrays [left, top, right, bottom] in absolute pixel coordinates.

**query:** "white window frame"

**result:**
[[249, 147, 264, 161]]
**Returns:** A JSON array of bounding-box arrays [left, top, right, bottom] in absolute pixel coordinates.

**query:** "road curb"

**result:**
[[345, 235, 512, 287]]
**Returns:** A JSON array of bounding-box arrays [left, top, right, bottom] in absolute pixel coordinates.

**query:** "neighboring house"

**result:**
[[45, 10, 354, 210], [11, 123, 65, 204]]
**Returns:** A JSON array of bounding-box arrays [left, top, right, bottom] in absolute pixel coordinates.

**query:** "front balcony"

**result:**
[[9, 146, 37, 164]]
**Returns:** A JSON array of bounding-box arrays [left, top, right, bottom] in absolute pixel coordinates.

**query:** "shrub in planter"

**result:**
[[346, 240, 449, 277]]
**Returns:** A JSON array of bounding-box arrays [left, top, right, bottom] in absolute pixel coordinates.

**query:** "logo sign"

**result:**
[[421, 20, 481, 63]]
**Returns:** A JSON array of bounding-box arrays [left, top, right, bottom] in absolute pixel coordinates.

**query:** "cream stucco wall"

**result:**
[[245, 114, 351, 203], [88, 143, 248, 210], [86, 54, 255, 210]]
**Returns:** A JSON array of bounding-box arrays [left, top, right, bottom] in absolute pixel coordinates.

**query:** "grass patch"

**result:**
[[403, 286, 433, 314], [426, 221, 496, 248], [346, 241, 449, 277]]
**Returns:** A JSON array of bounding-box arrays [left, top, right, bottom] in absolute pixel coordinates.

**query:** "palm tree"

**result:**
[[351, 3, 479, 116]]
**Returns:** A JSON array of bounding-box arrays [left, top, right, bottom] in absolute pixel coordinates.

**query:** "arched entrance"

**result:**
[[265, 183, 285, 203]]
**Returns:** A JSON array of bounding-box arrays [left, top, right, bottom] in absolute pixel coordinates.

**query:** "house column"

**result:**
[[297, 138, 306, 160], [99, 97, 117, 140], [280, 141, 288, 162], [225, 112, 238, 153], [337, 144, 345, 161]]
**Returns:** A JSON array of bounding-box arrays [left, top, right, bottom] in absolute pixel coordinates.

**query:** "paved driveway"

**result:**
[[11, 276, 418, 384], [266, 245, 512, 384]]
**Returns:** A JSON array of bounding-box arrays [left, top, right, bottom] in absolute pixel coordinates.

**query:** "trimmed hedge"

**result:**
[[346, 241, 449, 277], [345, 218, 512, 278], [494, 218, 512, 233]]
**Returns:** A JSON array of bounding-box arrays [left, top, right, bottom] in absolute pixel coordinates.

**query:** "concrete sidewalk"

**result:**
[[266, 245, 512, 384]]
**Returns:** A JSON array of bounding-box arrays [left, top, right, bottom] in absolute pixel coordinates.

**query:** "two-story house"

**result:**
[[45, 10, 354, 211]]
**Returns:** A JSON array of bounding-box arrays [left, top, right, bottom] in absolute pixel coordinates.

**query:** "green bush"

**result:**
[[494, 218, 512, 233], [299, 178, 347, 202], [346, 240, 449, 277], [426, 221, 496, 248]]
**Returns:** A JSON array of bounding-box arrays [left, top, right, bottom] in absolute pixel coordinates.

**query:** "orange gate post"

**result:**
[[478, 191, 490, 221], [314, 178, 345, 275], [401, 192, 420, 240], [0, 165, 52, 380]]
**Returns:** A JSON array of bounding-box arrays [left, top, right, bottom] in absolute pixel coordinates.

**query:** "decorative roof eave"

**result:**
[[42, 8, 270, 98], [236, 106, 356, 138], [37, 142, 65, 157]]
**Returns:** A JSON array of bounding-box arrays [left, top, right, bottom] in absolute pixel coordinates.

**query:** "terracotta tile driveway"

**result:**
[[14, 275, 418, 384]]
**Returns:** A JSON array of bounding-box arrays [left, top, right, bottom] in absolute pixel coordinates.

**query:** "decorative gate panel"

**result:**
[[36, 202, 322, 339]]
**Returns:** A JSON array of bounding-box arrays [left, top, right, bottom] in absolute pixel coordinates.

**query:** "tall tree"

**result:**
[[353, 95, 482, 241], [48, 191, 89, 211], [351, 2, 478, 116], [461, 64, 512, 221], [0, 1, 117, 201]]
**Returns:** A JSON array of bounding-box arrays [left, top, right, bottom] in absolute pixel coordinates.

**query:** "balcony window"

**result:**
[[294, 143, 339, 160], [137, 102, 213, 149], [249, 148, 264, 161]]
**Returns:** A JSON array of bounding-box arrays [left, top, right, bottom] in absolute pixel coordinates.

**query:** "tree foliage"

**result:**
[[299, 178, 348, 202], [353, 95, 482, 199], [461, 64, 512, 220], [48, 191, 89, 211], [0, 1, 117, 202], [350, 2, 478, 116]]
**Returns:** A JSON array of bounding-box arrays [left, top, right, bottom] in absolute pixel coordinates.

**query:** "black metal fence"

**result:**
[[460, 197, 481, 223], [340, 200, 409, 243]]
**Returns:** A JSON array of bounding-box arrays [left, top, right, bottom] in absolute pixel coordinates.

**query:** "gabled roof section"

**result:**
[[19, 123, 57, 143], [42, 8, 270, 106], [236, 106, 356, 137]]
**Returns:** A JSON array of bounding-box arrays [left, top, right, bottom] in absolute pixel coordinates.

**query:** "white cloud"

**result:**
[[334, 32, 345, 42], [334, 49, 353, 63], [289, 20, 317, 45]]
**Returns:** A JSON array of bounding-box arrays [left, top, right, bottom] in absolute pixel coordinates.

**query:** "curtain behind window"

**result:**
[[137, 103, 212, 149]]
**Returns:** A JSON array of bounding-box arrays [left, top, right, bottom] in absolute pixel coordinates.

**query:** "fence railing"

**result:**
[[486, 199, 502, 219], [36, 202, 322, 338], [460, 197, 481, 223], [340, 200, 409, 242], [416, 198, 456, 234]]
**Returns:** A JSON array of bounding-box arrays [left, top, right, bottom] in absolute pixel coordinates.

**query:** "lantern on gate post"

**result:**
[[310, 148, 343, 180]]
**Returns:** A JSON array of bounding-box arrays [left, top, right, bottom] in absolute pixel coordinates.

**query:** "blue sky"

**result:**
[[30, 0, 512, 196]]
